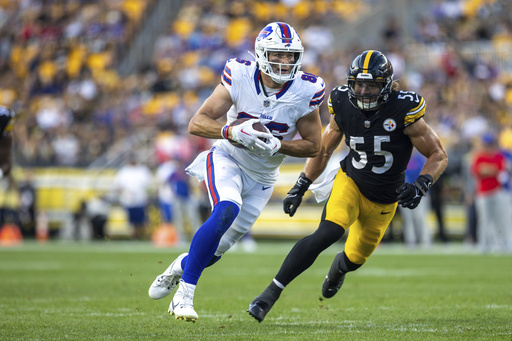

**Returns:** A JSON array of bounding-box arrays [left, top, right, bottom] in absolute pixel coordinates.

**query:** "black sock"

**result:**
[[275, 220, 345, 286], [338, 251, 362, 273], [256, 280, 282, 307]]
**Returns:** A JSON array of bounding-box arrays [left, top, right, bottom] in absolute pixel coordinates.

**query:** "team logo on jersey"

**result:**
[[263, 99, 270, 107], [383, 118, 397, 132], [364, 120, 370, 128]]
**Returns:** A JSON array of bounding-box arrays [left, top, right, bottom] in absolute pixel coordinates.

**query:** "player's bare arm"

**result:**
[[404, 118, 448, 182], [303, 115, 344, 182], [188, 84, 234, 139], [277, 108, 322, 158]]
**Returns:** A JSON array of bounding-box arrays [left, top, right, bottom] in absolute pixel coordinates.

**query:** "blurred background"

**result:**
[[1, 0, 511, 248]]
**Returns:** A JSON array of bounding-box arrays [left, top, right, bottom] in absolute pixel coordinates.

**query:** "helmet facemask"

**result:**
[[348, 79, 390, 111], [254, 22, 304, 84], [347, 50, 394, 111]]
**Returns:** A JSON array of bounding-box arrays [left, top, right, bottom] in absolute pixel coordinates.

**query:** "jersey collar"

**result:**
[[253, 68, 294, 99]]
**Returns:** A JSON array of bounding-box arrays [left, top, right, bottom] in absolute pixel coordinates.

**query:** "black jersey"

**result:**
[[0, 106, 14, 137], [328, 85, 426, 204]]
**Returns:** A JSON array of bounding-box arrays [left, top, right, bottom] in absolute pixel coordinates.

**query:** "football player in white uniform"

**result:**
[[0, 106, 15, 179], [148, 22, 326, 322]]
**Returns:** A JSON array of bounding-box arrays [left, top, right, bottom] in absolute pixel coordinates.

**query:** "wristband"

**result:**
[[221, 125, 229, 139], [414, 174, 433, 196], [291, 172, 312, 195]]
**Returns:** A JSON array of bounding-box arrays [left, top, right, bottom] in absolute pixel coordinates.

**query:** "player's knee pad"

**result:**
[[293, 220, 345, 255], [313, 220, 346, 247], [209, 201, 240, 238]]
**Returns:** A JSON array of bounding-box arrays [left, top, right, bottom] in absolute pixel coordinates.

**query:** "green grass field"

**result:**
[[1, 240, 511, 340]]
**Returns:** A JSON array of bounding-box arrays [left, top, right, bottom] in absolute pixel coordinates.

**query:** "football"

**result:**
[[228, 118, 268, 149]]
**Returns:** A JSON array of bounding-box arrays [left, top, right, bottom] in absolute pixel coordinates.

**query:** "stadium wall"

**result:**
[[13, 164, 466, 241]]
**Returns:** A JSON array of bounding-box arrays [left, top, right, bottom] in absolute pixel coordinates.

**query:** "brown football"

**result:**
[[228, 117, 267, 149]]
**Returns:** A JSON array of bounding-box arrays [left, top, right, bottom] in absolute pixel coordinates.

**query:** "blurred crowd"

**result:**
[[1, 0, 509, 165], [0, 0, 510, 167], [1, 0, 512, 247], [1, 0, 156, 166]]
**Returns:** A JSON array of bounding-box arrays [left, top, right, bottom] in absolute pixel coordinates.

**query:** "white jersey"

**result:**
[[213, 58, 325, 185]]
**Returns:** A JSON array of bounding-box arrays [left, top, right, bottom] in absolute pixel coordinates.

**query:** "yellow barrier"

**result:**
[[12, 166, 467, 239]]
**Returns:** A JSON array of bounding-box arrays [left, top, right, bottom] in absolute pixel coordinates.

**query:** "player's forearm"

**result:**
[[188, 113, 225, 139], [421, 150, 448, 183], [302, 147, 333, 182], [278, 139, 320, 158]]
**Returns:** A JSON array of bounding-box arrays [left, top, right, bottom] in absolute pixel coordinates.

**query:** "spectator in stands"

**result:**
[[0, 106, 14, 178], [51, 128, 80, 166], [471, 133, 510, 252], [18, 170, 37, 237], [2, 0, 509, 177], [399, 150, 432, 249], [155, 158, 181, 238], [113, 154, 153, 239], [0, 174, 21, 230], [85, 194, 111, 240], [168, 159, 201, 243], [429, 172, 449, 243], [461, 138, 478, 246]]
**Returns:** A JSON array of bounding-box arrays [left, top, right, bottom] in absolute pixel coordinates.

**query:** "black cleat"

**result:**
[[322, 253, 346, 298], [247, 300, 271, 323]]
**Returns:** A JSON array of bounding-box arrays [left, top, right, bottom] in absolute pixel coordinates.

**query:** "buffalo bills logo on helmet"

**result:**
[[257, 25, 273, 41]]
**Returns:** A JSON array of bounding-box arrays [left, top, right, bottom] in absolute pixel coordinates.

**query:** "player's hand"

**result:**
[[253, 135, 281, 157], [230, 119, 272, 152], [283, 172, 312, 217], [266, 136, 281, 155], [396, 174, 433, 209]]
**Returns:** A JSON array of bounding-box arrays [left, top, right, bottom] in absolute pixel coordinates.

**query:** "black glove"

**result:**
[[283, 172, 312, 217], [396, 174, 433, 209]]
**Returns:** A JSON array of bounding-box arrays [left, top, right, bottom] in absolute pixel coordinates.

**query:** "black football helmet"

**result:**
[[347, 50, 394, 111]]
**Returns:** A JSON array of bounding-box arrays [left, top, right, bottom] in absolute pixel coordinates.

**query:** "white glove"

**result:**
[[267, 136, 281, 155], [253, 135, 281, 157], [230, 119, 272, 152]]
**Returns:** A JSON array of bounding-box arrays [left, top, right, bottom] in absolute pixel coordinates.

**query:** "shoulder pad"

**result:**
[[221, 58, 255, 87], [392, 91, 426, 126], [308, 75, 325, 108]]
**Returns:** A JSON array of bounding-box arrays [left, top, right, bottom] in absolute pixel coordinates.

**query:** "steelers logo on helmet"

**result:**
[[383, 118, 397, 132], [347, 50, 394, 112], [253, 22, 304, 84]]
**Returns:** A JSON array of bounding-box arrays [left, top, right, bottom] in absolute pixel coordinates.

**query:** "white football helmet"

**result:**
[[254, 22, 304, 84]]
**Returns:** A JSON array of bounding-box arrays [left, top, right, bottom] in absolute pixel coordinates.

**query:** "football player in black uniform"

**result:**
[[248, 50, 448, 322], [0, 106, 15, 179]]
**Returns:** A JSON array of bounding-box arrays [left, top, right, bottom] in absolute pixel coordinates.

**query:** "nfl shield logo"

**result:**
[[263, 100, 270, 107], [364, 120, 370, 128]]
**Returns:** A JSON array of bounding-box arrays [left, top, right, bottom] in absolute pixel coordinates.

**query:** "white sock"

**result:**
[[273, 278, 285, 290]]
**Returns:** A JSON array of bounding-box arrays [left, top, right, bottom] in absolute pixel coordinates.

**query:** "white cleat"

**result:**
[[168, 279, 198, 323], [148, 253, 187, 300]]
